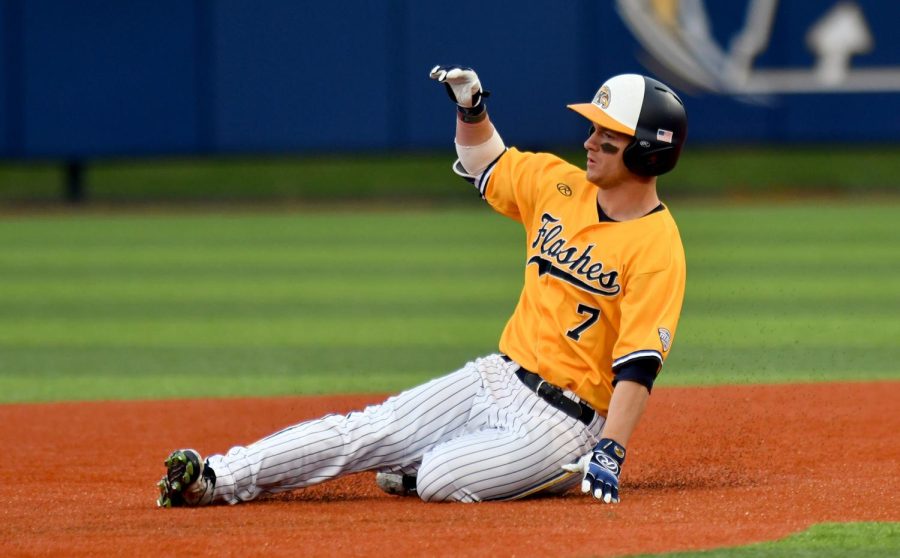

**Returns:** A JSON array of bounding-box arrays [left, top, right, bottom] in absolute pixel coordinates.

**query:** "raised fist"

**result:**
[[429, 65, 489, 109]]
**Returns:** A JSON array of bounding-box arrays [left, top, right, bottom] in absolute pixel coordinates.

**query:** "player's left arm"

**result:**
[[561, 381, 648, 504], [564, 243, 686, 504], [599, 380, 649, 448]]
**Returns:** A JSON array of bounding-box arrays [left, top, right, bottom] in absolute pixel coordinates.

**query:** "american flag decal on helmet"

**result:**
[[657, 129, 673, 143], [658, 328, 672, 352]]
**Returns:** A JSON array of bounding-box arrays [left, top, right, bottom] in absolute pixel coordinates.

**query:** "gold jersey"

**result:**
[[480, 148, 686, 415]]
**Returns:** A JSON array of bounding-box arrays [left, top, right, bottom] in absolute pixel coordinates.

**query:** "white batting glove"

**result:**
[[429, 65, 489, 109]]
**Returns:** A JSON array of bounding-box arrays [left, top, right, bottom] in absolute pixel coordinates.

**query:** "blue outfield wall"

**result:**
[[1, 0, 899, 160]]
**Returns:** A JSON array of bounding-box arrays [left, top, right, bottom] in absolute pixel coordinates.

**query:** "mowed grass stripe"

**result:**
[[627, 522, 900, 558], [1, 314, 892, 348], [0, 202, 897, 402]]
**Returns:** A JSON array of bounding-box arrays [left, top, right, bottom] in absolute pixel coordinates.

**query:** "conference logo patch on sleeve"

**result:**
[[658, 328, 672, 352]]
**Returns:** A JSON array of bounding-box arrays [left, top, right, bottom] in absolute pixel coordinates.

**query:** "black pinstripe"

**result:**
[[417, 407, 585, 501], [209, 365, 483, 501], [206, 355, 603, 504], [415, 363, 599, 501]]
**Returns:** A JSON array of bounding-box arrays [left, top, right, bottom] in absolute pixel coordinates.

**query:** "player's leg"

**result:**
[[415, 360, 605, 502], [415, 411, 600, 502], [168, 361, 485, 505]]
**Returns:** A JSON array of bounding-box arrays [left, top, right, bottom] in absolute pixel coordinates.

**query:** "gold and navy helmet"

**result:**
[[568, 74, 688, 176]]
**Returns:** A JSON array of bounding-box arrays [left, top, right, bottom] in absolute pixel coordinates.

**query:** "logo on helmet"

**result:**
[[594, 85, 611, 109]]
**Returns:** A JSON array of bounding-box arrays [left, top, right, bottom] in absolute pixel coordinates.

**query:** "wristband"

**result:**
[[457, 103, 487, 123], [596, 438, 626, 472]]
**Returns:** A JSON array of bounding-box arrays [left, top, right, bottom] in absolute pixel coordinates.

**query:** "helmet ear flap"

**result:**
[[622, 139, 679, 177], [621, 138, 643, 176], [623, 76, 687, 176]]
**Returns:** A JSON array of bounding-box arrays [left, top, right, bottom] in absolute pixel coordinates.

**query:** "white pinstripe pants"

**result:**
[[207, 354, 604, 503]]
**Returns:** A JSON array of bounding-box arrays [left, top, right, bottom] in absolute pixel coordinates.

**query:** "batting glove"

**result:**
[[429, 65, 490, 122], [562, 438, 626, 504]]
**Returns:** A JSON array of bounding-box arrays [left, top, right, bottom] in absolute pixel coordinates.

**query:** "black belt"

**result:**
[[503, 356, 595, 425]]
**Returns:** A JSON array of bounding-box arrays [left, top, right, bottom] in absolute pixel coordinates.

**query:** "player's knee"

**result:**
[[416, 456, 477, 503]]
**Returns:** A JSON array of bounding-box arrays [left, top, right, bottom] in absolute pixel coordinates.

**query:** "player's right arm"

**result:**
[[430, 65, 558, 224], [429, 65, 506, 190]]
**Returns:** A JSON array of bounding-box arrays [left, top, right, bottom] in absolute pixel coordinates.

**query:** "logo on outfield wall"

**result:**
[[616, 0, 900, 95]]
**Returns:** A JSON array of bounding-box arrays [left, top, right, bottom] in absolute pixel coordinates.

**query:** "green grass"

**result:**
[[662, 146, 900, 195], [627, 522, 900, 558], [0, 201, 898, 402], [0, 154, 468, 203], [1, 146, 899, 203]]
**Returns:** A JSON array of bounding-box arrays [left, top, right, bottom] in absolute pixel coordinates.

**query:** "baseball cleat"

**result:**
[[157, 449, 216, 508], [375, 472, 417, 497]]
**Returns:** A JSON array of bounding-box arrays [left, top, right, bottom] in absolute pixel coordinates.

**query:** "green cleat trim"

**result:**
[[158, 450, 205, 508], [157, 478, 171, 508], [183, 461, 195, 483], [166, 452, 185, 468]]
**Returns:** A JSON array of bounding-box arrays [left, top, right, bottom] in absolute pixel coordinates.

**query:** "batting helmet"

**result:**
[[567, 74, 687, 176]]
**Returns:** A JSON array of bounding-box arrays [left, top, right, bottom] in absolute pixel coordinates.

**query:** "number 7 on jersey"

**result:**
[[566, 303, 601, 341]]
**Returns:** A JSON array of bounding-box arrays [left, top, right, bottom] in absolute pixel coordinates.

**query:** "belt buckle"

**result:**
[[536, 379, 563, 406]]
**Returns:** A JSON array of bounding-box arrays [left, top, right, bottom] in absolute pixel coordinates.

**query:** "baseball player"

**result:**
[[157, 65, 687, 507]]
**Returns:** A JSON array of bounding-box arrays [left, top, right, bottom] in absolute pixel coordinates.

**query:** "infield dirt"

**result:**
[[2, 381, 897, 557]]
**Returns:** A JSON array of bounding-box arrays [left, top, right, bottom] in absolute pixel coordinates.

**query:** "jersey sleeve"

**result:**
[[611, 259, 686, 381], [481, 148, 564, 224]]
